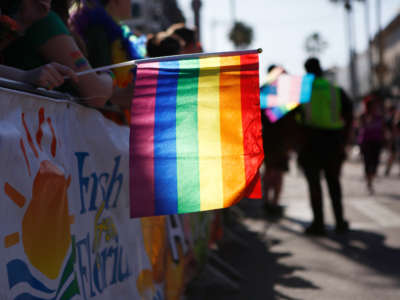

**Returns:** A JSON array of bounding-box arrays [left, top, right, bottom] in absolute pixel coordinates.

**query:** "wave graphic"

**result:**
[[11, 277, 79, 300], [7, 237, 80, 300], [7, 260, 54, 294], [15, 293, 54, 300]]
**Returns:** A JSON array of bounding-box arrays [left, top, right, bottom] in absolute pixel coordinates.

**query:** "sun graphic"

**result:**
[[3, 108, 74, 280]]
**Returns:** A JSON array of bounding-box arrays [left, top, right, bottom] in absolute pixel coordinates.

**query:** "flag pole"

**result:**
[[134, 48, 262, 65], [75, 60, 137, 77], [76, 48, 262, 77]]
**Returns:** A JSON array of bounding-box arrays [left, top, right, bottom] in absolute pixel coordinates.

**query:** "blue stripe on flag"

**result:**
[[260, 84, 277, 109], [260, 85, 268, 109], [299, 74, 315, 103], [154, 61, 179, 215]]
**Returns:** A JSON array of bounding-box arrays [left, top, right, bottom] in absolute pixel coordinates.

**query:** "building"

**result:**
[[328, 50, 371, 99], [371, 13, 400, 98], [330, 13, 400, 100]]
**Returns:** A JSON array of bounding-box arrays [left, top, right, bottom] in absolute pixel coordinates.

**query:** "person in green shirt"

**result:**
[[297, 58, 353, 235], [2, 0, 114, 108], [1, 0, 78, 89]]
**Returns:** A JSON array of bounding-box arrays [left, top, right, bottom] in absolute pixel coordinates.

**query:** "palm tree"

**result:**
[[229, 21, 253, 49], [304, 32, 328, 57], [227, 0, 253, 49]]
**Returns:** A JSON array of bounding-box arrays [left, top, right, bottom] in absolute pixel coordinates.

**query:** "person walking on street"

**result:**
[[384, 104, 399, 176], [297, 58, 353, 235], [358, 94, 385, 194], [261, 65, 291, 219]]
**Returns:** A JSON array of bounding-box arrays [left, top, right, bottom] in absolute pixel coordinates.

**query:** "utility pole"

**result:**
[[375, 0, 384, 90], [344, 0, 359, 98], [191, 0, 202, 43], [330, 0, 365, 98], [364, 0, 374, 90], [230, 0, 236, 22]]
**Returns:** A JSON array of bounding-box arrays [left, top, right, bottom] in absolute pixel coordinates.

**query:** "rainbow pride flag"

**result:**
[[130, 51, 263, 218], [260, 74, 314, 109]]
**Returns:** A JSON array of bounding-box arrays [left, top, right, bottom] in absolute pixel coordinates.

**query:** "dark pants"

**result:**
[[361, 140, 383, 176], [302, 159, 344, 226], [298, 129, 346, 227]]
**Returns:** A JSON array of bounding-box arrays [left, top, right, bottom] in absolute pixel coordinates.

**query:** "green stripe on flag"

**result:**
[[176, 59, 201, 213]]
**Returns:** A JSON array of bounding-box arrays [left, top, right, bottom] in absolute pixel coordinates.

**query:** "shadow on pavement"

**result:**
[[380, 193, 400, 201], [282, 216, 400, 280], [186, 201, 320, 300], [328, 229, 400, 278]]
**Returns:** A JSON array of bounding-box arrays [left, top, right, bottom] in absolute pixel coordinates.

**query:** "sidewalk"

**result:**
[[188, 158, 400, 300]]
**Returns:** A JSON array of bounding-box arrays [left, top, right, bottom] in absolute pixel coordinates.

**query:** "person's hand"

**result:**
[[24, 62, 78, 89]]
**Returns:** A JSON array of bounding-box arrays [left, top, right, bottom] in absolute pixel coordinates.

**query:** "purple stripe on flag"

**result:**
[[130, 62, 159, 218], [265, 108, 278, 123]]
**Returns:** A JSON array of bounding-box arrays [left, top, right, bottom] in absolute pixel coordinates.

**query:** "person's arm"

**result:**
[[108, 83, 134, 109], [394, 113, 400, 141], [84, 26, 134, 108], [0, 63, 77, 88], [340, 88, 354, 144], [38, 34, 113, 108]]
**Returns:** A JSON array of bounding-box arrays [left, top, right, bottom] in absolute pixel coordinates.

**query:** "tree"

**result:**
[[304, 32, 328, 57], [229, 21, 253, 49]]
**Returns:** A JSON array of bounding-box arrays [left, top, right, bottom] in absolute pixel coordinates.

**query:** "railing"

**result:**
[[0, 77, 74, 101]]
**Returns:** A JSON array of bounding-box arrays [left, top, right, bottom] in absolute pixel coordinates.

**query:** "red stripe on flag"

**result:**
[[240, 54, 264, 198], [246, 171, 262, 199]]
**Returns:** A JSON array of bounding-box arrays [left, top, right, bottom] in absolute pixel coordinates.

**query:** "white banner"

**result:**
[[0, 87, 168, 300]]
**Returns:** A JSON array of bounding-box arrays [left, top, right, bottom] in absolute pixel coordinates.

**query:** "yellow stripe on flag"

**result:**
[[219, 56, 246, 207], [198, 56, 224, 210]]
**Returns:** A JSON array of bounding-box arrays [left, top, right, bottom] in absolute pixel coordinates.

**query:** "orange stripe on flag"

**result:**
[[219, 56, 246, 207]]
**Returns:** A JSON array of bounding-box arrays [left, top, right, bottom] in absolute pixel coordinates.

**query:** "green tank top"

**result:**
[[301, 78, 344, 130], [3, 11, 70, 71]]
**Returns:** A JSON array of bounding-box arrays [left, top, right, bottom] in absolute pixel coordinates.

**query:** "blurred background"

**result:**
[[123, 0, 400, 102]]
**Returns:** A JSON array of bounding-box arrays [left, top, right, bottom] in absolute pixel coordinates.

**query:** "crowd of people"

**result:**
[[0, 0, 200, 124], [261, 58, 353, 235], [261, 58, 400, 236]]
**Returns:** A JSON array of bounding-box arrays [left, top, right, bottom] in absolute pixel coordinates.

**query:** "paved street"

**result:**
[[189, 154, 400, 300]]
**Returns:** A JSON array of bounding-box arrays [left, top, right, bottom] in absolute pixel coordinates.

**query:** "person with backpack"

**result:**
[[297, 58, 353, 235], [358, 93, 385, 194]]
